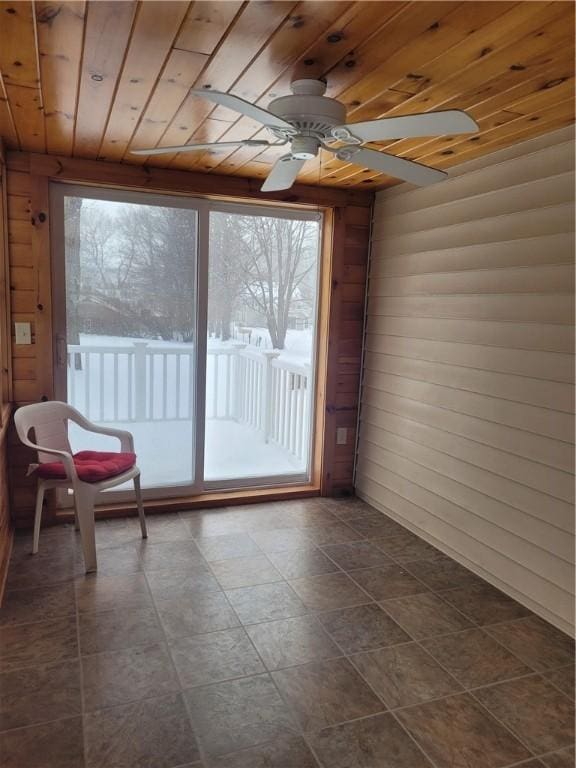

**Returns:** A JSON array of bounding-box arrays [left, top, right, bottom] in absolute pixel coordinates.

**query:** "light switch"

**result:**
[[336, 427, 348, 445], [14, 322, 32, 345]]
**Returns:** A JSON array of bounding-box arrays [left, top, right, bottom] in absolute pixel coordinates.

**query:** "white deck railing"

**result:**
[[67, 342, 312, 461]]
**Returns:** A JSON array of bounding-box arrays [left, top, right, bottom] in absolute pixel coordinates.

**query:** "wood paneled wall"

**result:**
[[0, 416, 12, 600], [323, 204, 371, 492], [0, 144, 13, 596], [5, 151, 372, 526], [356, 126, 575, 635]]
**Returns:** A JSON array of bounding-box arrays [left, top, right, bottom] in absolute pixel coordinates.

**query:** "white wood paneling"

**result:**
[[371, 233, 576, 277], [362, 334, 574, 382], [363, 374, 572, 441], [357, 126, 576, 636], [373, 203, 575, 255], [376, 137, 575, 215], [379, 173, 574, 237], [363, 352, 574, 416], [371, 264, 574, 297], [362, 405, 574, 504], [366, 316, 575, 354], [360, 424, 573, 532]]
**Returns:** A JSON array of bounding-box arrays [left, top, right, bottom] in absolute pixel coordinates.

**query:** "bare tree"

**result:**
[[76, 203, 197, 341], [69, 200, 317, 351], [79, 206, 118, 291], [238, 216, 317, 349], [208, 213, 247, 340]]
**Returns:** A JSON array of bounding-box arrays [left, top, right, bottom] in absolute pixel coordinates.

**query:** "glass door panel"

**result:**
[[56, 189, 199, 494], [53, 186, 324, 499], [204, 209, 321, 485]]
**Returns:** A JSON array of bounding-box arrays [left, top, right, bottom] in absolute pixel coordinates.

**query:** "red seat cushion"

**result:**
[[36, 451, 136, 483]]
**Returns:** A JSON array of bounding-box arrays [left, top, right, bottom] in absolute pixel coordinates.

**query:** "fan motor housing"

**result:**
[[267, 80, 346, 140]]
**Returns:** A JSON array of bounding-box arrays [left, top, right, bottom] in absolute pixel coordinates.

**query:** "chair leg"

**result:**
[[74, 483, 97, 573], [32, 483, 45, 555], [134, 474, 147, 539]]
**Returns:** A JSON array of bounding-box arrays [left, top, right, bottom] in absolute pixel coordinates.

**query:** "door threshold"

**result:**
[[54, 483, 321, 523]]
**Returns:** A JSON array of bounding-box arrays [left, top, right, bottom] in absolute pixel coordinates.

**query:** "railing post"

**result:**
[[261, 350, 280, 443], [231, 344, 246, 421], [301, 362, 312, 459], [133, 342, 148, 421]]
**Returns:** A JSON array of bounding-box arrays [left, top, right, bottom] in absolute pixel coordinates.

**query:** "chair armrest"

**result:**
[[84, 424, 134, 452], [67, 409, 135, 452], [33, 447, 78, 482]]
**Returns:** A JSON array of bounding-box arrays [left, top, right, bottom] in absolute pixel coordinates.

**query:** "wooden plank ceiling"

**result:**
[[0, 0, 574, 190]]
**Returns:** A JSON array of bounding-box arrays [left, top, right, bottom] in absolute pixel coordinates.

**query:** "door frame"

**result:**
[[49, 182, 324, 504]]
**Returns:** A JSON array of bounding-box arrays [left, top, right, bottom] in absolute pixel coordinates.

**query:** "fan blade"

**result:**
[[191, 89, 294, 131], [261, 154, 306, 192], [130, 139, 270, 156], [334, 110, 479, 142], [338, 147, 446, 186]]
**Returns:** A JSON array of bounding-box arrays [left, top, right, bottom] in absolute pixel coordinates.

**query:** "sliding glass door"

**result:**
[[204, 208, 320, 486], [51, 185, 322, 501], [51, 187, 202, 498]]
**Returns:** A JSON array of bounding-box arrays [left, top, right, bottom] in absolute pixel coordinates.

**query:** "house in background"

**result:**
[[0, 2, 574, 767]]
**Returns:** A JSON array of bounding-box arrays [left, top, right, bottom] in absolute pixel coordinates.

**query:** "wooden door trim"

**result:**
[[8, 151, 373, 208]]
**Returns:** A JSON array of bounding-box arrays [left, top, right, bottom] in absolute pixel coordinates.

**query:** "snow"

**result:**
[[225, 326, 315, 365], [67, 332, 312, 488], [69, 419, 304, 489]]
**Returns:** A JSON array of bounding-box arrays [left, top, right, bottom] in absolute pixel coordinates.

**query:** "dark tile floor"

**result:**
[[0, 497, 574, 768]]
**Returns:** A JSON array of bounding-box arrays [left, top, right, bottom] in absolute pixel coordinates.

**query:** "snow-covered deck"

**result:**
[[66, 334, 313, 486]]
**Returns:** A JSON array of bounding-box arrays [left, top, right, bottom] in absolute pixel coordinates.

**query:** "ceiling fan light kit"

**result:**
[[132, 78, 480, 192]]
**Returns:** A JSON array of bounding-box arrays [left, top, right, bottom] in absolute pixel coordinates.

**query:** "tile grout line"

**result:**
[[57, 590, 566, 678], [201, 535, 289, 591], [503, 745, 575, 767], [142, 562, 211, 768], [538, 665, 576, 702], [228, 604, 326, 766], [223, 505, 571, 765], [73, 556, 89, 768], [224, 501, 448, 766], [344, 636, 544, 768], [2, 517, 569, 629], [2, 634, 561, 755], [174, 505, 387, 765], [350, 524, 573, 688], [331, 590, 533, 768], [2, 502, 573, 765], [468, 682, 573, 760], [337, 524, 568, 762], [0, 713, 82, 737], [301, 606, 445, 768], [170, 517, 346, 767], [2, 518, 570, 662], [396, 574, 573, 761]]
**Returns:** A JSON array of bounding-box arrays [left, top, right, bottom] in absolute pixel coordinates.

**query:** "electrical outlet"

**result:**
[[336, 427, 348, 445], [14, 322, 32, 345]]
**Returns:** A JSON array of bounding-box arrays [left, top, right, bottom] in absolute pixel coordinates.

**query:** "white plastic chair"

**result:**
[[14, 400, 147, 572]]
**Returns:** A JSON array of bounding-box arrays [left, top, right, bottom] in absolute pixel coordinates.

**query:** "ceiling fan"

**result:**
[[131, 79, 479, 191]]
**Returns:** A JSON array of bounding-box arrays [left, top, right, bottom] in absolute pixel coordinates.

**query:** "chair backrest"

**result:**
[[14, 401, 74, 463]]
